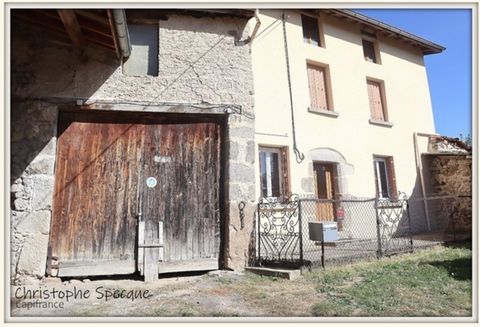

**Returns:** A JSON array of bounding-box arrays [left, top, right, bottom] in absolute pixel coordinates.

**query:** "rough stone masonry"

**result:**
[[10, 13, 256, 284], [427, 154, 472, 233]]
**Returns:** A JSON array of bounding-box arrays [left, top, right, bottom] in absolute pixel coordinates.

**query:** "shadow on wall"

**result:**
[[10, 17, 120, 185], [395, 154, 472, 240]]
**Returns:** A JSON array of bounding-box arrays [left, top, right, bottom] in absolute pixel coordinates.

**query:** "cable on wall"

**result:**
[[282, 10, 305, 164]]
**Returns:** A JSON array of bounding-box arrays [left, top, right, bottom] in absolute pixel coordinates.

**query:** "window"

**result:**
[[373, 156, 397, 198], [307, 63, 332, 111], [123, 24, 159, 76], [301, 14, 321, 46], [367, 79, 387, 121], [362, 39, 378, 63], [259, 146, 290, 199]]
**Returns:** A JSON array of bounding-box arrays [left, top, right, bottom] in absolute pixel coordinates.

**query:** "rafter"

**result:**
[[57, 9, 86, 50]]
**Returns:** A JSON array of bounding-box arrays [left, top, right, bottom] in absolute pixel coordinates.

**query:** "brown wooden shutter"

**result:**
[[367, 80, 385, 121], [373, 160, 380, 198], [386, 156, 398, 198], [307, 64, 329, 111], [280, 147, 291, 198]]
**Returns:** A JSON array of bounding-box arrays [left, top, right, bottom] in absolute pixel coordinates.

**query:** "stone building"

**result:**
[[10, 9, 257, 283]]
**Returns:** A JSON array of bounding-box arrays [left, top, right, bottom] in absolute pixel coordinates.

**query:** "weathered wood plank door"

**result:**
[[313, 162, 336, 221], [50, 111, 221, 277], [140, 122, 221, 274]]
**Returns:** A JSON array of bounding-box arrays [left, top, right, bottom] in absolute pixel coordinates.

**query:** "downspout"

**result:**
[[413, 131, 439, 231], [282, 10, 305, 163], [110, 9, 131, 58], [235, 9, 261, 45]]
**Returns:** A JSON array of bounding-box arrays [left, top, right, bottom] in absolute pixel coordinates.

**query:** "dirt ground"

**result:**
[[10, 270, 316, 317]]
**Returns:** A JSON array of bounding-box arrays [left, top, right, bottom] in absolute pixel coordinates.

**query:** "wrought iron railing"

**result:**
[[257, 194, 303, 267], [254, 192, 470, 269]]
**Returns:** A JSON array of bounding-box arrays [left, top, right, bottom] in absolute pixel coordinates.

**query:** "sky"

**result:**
[[355, 9, 472, 139]]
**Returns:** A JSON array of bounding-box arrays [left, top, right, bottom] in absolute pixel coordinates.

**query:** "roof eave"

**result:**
[[323, 9, 446, 55]]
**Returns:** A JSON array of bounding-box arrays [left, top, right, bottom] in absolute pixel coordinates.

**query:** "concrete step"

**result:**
[[245, 266, 302, 280]]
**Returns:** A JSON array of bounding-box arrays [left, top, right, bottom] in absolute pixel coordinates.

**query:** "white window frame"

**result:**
[[373, 157, 390, 199], [259, 146, 284, 200]]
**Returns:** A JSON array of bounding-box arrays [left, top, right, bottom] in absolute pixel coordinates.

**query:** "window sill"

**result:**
[[365, 59, 381, 65], [369, 119, 393, 127], [308, 107, 339, 118]]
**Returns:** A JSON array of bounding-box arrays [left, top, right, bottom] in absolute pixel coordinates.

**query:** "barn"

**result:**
[[10, 8, 257, 282]]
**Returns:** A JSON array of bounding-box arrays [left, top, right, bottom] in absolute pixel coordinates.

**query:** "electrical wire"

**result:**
[[282, 10, 305, 163]]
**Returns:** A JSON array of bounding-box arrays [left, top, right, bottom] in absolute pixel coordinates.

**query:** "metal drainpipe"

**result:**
[[111, 9, 131, 58], [235, 9, 261, 45], [282, 10, 305, 163], [413, 131, 439, 231]]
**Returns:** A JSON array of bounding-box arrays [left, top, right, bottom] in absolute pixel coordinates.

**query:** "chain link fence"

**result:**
[[255, 193, 472, 269], [300, 196, 379, 267], [408, 195, 472, 248]]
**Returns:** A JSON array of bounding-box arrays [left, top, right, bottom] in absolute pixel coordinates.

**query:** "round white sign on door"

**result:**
[[146, 177, 157, 188]]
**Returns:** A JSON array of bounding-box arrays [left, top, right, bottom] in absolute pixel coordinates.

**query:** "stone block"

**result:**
[[245, 266, 302, 280], [229, 141, 240, 161], [245, 140, 255, 163], [14, 198, 29, 211], [29, 175, 55, 211], [229, 163, 254, 184], [229, 127, 255, 140], [16, 210, 51, 235], [26, 155, 56, 175], [16, 233, 49, 278], [10, 183, 23, 193]]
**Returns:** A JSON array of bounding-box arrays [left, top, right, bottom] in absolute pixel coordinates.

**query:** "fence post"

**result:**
[[257, 201, 261, 266], [298, 198, 304, 269], [375, 197, 383, 259], [406, 197, 414, 252]]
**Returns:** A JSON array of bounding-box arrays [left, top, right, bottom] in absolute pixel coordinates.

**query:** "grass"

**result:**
[[164, 244, 472, 317], [305, 243, 472, 316]]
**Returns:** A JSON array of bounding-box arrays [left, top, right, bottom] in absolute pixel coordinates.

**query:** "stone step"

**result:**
[[245, 266, 302, 280]]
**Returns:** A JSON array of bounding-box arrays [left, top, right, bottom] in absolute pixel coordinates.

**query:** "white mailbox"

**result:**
[[308, 221, 339, 242]]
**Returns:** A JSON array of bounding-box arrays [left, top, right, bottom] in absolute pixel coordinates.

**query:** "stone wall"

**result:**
[[426, 154, 472, 233], [10, 13, 256, 282], [10, 101, 58, 284]]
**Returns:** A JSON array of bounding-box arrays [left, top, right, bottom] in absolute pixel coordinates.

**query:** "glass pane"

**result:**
[[302, 15, 320, 46], [378, 161, 389, 198], [260, 151, 268, 197], [260, 150, 282, 198], [362, 39, 377, 63], [270, 152, 280, 197]]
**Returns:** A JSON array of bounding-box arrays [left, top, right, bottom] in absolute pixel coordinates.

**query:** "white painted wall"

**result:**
[[250, 9, 436, 200]]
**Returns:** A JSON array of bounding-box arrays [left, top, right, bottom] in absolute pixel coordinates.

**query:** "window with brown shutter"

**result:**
[[307, 63, 332, 111], [367, 79, 387, 121], [301, 14, 321, 46]]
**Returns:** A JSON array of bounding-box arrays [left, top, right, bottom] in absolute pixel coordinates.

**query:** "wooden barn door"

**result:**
[[313, 162, 336, 221], [139, 122, 221, 277], [49, 111, 221, 278]]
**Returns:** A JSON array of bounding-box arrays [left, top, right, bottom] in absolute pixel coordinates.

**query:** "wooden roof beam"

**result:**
[[57, 9, 86, 50]]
